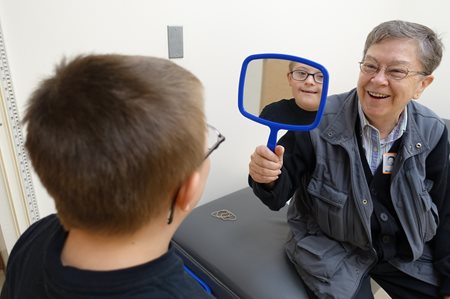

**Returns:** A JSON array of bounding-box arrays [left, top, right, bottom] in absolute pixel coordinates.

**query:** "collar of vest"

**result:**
[[319, 88, 432, 158]]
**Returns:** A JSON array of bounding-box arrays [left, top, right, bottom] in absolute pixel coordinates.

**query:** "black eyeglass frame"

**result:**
[[288, 70, 324, 84], [205, 124, 226, 159], [167, 123, 225, 224], [358, 61, 429, 80]]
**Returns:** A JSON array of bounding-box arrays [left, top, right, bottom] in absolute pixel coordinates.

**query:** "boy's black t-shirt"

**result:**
[[259, 98, 317, 125], [1, 214, 214, 299]]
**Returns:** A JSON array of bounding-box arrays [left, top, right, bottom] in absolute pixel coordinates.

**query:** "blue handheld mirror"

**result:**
[[238, 53, 329, 151]]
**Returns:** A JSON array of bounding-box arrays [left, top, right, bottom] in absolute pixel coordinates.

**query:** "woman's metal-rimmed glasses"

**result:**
[[289, 70, 324, 84], [167, 123, 225, 224], [358, 61, 428, 80]]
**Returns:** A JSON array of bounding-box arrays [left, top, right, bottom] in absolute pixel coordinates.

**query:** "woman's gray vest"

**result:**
[[285, 89, 443, 298]]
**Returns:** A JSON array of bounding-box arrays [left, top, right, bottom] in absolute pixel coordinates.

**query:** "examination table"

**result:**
[[172, 187, 309, 299]]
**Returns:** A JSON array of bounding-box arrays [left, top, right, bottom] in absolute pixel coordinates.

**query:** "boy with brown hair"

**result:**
[[1, 54, 224, 298]]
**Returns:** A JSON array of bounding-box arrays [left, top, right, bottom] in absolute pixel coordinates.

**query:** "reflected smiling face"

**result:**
[[287, 62, 323, 111], [357, 38, 434, 127]]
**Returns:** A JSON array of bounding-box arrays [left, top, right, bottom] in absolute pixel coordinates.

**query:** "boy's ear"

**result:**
[[287, 72, 293, 86], [175, 171, 201, 212]]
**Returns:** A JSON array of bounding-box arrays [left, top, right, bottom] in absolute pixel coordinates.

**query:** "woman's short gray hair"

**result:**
[[363, 20, 444, 75]]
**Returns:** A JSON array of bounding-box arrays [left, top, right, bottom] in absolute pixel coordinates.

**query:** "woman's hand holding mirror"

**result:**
[[249, 145, 285, 185]]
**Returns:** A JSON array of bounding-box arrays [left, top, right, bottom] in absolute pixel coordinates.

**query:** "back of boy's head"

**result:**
[[23, 54, 205, 234]]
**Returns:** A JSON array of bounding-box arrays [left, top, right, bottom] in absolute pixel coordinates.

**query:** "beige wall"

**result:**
[[0, 0, 449, 223]]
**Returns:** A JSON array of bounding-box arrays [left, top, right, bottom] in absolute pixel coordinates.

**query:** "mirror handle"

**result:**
[[267, 128, 279, 152]]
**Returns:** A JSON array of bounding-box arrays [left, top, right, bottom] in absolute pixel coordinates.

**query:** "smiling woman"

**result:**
[[356, 38, 435, 137], [248, 20, 450, 299]]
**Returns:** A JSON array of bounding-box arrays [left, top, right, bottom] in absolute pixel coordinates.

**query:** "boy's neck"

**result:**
[[61, 220, 173, 271]]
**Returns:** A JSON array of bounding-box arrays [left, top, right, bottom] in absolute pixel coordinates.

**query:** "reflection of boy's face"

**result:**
[[287, 63, 323, 111]]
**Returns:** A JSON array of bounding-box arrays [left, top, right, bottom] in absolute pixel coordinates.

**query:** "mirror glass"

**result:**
[[238, 53, 329, 150]]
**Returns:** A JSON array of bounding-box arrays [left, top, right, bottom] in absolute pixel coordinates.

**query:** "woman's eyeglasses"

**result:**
[[359, 61, 428, 80]]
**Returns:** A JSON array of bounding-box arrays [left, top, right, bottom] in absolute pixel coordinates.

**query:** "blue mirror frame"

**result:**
[[238, 53, 329, 151]]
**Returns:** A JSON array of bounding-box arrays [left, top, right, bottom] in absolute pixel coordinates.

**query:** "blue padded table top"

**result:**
[[172, 187, 309, 299]]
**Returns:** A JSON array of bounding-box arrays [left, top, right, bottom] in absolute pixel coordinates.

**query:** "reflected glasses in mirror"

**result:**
[[289, 70, 324, 84]]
